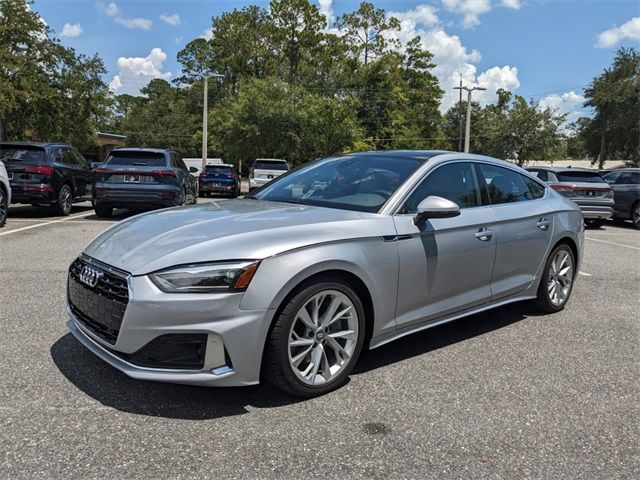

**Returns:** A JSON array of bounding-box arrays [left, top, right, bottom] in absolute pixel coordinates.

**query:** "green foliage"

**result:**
[[0, 0, 110, 148], [581, 47, 639, 167]]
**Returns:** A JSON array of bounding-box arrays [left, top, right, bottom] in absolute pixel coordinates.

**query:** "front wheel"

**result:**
[[263, 279, 365, 397], [0, 187, 7, 227], [632, 203, 640, 230], [584, 219, 605, 229], [531, 244, 576, 313], [54, 184, 73, 216]]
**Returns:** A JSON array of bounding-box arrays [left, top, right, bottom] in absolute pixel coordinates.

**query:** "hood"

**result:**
[[84, 200, 394, 275]]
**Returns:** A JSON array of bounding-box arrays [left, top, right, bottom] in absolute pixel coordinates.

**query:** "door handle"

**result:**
[[475, 228, 493, 241], [536, 218, 551, 231]]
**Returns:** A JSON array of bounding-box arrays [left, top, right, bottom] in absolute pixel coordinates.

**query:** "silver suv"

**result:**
[[249, 158, 289, 191]]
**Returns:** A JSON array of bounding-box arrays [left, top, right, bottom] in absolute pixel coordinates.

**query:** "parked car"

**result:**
[[0, 142, 93, 216], [0, 159, 10, 227], [603, 168, 640, 229], [249, 158, 289, 191], [526, 167, 614, 228], [67, 151, 583, 397], [198, 164, 240, 198], [92, 148, 198, 218]]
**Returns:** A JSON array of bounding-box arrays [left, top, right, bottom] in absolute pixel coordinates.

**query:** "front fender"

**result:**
[[240, 237, 400, 338]]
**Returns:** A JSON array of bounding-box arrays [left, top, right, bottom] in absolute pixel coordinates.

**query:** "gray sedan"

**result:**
[[66, 151, 584, 397]]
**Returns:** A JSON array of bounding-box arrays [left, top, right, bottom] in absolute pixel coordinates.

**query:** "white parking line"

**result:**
[[0, 211, 95, 237], [578, 271, 592, 277], [586, 237, 640, 251]]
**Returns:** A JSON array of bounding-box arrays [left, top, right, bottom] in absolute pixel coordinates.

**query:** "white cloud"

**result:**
[[96, 1, 120, 17], [160, 13, 181, 26], [318, 0, 334, 27], [109, 47, 172, 94], [442, 0, 491, 28], [474, 65, 521, 104], [97, 1, 152, 30], [114, 16, 152, 30], [539, 91, 587, 124], [389, 4, 439, 27], [200, 27, 213, 40], [596, 17, 640, 48], [61, 23, 83, 37], [501, 0, 521, 9]]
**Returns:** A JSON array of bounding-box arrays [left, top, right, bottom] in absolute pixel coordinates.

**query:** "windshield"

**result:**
[[106, 151, 166, 167], [0, 146, 46, 163], [251, 155, 424, 213], [556, 171, 606, 183], [254, 160, 288, 171], [204, 166, 233, 174]]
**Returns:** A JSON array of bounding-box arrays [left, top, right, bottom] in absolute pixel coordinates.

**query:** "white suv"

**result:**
[[249, 158, 289, 191], [0, 159, 11, 227]]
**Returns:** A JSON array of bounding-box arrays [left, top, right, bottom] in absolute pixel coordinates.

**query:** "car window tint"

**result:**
[[479, 164, 540, 204], [73, 151, 88, 167], [556, 171, 606, 183], [603, 171, 621, 184], [177, 157, 188, 170], [403, 162, 481, 213], [616, 172, 640, 185], [62, 149, 78, 165], [254, 160, 288, 171], [106, 152, 166, 167], [0, 146, 46, 163], [534, 170, 548, 181]]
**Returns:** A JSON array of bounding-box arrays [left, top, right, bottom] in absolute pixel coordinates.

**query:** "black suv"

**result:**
[[92, 148, 198, 217], [0, 142, 93, 216]]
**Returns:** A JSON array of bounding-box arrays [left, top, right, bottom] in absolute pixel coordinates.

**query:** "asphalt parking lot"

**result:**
[[0, 201, 638, 479]]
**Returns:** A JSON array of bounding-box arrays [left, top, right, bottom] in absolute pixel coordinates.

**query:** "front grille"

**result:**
[[68, 256, 129, 344]]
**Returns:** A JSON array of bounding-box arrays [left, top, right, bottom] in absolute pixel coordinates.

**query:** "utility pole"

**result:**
[[457, 76, 463, 152], [200, 73, 224, 171], [453, 84, 487, 153]]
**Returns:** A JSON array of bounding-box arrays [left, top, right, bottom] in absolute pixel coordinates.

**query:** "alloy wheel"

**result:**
[[633, 204, 640, 229], [0, 189, 7, 226], [288, 290, 359, 386], [547, 249, 574, 306], [60, 186, 72, 215]]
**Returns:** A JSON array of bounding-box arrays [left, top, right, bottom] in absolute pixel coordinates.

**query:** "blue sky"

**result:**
[[35, 0, 640, 119]]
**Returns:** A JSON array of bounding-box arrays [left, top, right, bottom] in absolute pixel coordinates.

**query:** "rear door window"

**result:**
[[615, 172, 640, 185], [479, 164, 545, 204], [556, 171, 606, 183], [106, 152, 167, 167], [62, 149, 78, 165]]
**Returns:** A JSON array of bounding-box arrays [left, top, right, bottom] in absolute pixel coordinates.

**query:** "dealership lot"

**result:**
[[0, 202, 638, 479]]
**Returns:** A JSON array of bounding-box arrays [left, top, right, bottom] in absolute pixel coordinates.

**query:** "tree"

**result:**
[[336, 2, 400, 65], [583, 47, 639, 167], [0, 0, 110, 147]]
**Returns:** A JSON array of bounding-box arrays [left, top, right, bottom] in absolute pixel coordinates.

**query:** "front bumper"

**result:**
[[67, 272, 275, 387]]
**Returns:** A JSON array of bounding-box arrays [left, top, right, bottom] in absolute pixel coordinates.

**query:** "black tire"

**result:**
[[531, 243, 576, 313], [631, 202, 640, 230], [263, 277, 366, 397], [54, 184, 73, 216], [584, 219, 605, 229], [94, 205, 113, 218], [0, 186, 7, 228]]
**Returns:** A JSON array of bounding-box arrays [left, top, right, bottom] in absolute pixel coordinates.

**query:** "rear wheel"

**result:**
[[263, 279, 365, 397], [531, 244, 576, 313], [0, 187, 7, 227], [632, 202, 640, 229], [584, 219, 605, 229], [94, 205, 113, 218], [54, 184, 73, 216]]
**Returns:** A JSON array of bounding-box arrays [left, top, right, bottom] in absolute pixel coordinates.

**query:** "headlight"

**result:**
[[149, 261, 260, 293]]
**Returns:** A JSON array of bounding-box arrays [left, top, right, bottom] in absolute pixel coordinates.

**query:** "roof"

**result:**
[[204, 163, 234, 168], [525, 166, 600, 173], [345, 150, 453, 160], [0, 141, 69, 148], [112, 147, 172, 154]]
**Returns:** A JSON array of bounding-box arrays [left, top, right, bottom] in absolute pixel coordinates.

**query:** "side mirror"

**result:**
[[189, 167, 199, 173], [414, 196, 460, 226]]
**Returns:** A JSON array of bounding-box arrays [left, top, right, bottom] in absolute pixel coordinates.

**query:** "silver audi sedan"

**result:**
[[67, 151, 584, 397]]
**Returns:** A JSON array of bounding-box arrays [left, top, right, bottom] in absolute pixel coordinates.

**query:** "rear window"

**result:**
[[105, 151, 167, 167], [254, 160, 288, 171], [0, 146, 46, 163], [556, 171, 606, 183], [204, 166, 233, 174]]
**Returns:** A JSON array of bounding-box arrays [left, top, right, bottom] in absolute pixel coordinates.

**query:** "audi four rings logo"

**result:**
[[79, 265, 104, 288]]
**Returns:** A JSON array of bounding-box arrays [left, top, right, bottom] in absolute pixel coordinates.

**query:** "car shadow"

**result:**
[[7, 203, 93, 219], [51, 303, 533, 419]]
